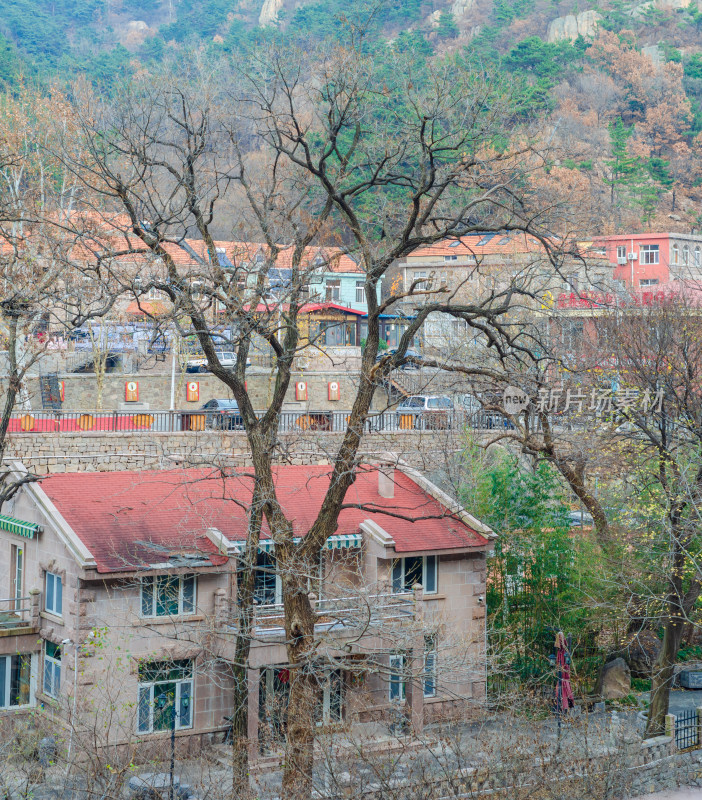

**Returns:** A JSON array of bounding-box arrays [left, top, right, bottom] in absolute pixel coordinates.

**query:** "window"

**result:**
[[616, 245, 626, 261], [45, 572, 63, 617], [314, 668, 343, 726], [439, 272, 448, 287], [140, 575, 196, 618], [244, 551, 281, 606], [683, 245, 690, 266], [695, 247, 701, 268], [424, 635, 437, 698], [564, 274, 579, 293], [0, 654, 32, 708], [388, 653, 405, 701], [412, 270, 428, 288], [640, 244, 659, 265], [43, 642, 61, 698], [443, 255, 457, 262], [137, 660, 193, 733], [672, 244, 679, 265], [11, 545, 23, 611], [325, 279, 341, 302], [392, 555, 437, 594], [355, 281, 366, 304], [640, 279, 659, 287]]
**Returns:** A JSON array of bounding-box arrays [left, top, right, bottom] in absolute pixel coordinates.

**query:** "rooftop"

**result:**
[[39, 465, 488, 573]]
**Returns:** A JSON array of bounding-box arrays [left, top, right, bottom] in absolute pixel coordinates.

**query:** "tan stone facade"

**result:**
[[0, 464, 489, 760]]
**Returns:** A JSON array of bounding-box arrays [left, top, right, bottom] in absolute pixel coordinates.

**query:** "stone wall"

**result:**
[[4, 428, 470, 475], [23, 369, 377, 413]]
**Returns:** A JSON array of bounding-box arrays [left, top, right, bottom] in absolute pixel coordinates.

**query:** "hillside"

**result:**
[[3, 0, 702, 232]]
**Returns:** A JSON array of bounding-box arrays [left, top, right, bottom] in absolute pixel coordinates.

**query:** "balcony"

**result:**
[[0, 595, 39, 634], [218, 590, 418, 638]]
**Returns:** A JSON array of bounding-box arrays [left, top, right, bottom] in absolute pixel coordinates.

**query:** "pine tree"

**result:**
[[604, 117, 639, 204]]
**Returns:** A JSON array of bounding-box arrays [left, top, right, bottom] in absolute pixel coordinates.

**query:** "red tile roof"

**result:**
[[40, 466, 487, 573], [406, 232, 549, 258]]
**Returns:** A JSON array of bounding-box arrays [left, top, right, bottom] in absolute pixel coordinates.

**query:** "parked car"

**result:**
[[396, 395, 453, 429], [375, 349, 423, 370], [200, 399, 244, 430], [186, 351, 249, 373]]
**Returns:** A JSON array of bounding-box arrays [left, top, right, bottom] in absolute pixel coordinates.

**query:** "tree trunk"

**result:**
[[281, 583, 317, 800], [645, 616, 684, 737]]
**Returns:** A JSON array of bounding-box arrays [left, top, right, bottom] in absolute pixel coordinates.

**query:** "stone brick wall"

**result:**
[[23, 369, 377, 412], [4, 428, 471, 475]]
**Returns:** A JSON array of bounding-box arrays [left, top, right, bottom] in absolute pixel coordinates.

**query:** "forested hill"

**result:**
[[3, 0, 702, 233]]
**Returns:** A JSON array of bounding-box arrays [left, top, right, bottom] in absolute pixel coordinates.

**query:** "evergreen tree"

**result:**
[[604, 117, 639, 204]]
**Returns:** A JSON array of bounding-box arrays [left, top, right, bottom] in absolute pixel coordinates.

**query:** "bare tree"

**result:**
[[54, 35, 573, 798]]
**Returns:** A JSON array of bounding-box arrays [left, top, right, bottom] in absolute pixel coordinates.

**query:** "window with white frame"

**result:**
[[355, 280, 366, 304], [672, 244, 680, 265], [640, 244, 659, 265], [640, 279, 659, 287], [388, 653, 405, 701], [43, 641, 61, 698], [392, 555, 437, 594], [140, 575, 196, 618], [616, 245, 626, 261], [137, 660, 193, 733], [412, 270, 428, 288], [0, 654, 32, 708], [424, 635, 437, 698], [695, 247, 701, 268], [45, 572, 63, 616], [443, 255, 457, 262], [683, 245, 690, 266], [325, 279, 341, 302]]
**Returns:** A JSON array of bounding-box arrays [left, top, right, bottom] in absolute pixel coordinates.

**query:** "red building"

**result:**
[[594, 233, 702, 289]]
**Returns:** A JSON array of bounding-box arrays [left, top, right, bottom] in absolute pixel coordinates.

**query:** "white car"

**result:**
[[186, 351, 243, 373]]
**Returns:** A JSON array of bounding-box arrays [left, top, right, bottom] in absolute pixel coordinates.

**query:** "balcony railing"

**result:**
[[6, 407, 533, 435], [222, 591, 416, 633], [0, 597, 34, 629]]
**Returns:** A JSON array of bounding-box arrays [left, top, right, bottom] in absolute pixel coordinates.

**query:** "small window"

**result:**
[[672, 244, 679, 265], [616, 245, 626, 260], [640, 279, 659, 287], [239, 551, 282, 606], [683, 245, 690, 266], [325, 279, 341, 302], [137, 660, 193, 733], [392, 556, 437, 594], [695, 247, 701, 267], [0, 654, 32, 708], [140, 575, 197, 618], [640, 244, 660, 265], [43, 642, 61, 698], [45, 572, 63, 616], [355, 281, 365, 304], [389, 653, 405, 701], [424, 635, 437, 698], [443, 255, 457, 262]]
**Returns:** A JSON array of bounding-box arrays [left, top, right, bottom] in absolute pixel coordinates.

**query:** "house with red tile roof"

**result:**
[[0, 461, 492, 759]]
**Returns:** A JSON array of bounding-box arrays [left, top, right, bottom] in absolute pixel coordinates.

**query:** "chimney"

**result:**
[[378, 466, 395, 499]]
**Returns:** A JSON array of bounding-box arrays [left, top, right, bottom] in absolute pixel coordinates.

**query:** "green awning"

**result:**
[[230, 533, 362, 555], [0, 515, 41, 538]]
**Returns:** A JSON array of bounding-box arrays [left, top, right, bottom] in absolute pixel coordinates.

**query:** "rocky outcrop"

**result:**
[[655, 0, 692, 9], [451, 0, 475, 19], [427, 9, 442, 28], [642, 44, 663, 66], [259, 0, 283, 27], [595, 657, 631, 700], [611, 630, 662, 678], [547, 9, 600, 42]]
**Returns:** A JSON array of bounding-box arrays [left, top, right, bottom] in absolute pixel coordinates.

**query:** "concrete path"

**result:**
[[632, 789, 702, 799]]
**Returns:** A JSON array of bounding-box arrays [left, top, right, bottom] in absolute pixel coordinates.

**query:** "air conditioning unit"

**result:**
[[627, 252, 637, 261], [616, 257, 627, 265]]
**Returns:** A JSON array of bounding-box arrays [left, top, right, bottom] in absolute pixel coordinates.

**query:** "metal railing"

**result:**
[[226, 591, 416, 631], [0, 597, 32, 629], [674, 709, 700, 750], [6, 407, 527, 434]]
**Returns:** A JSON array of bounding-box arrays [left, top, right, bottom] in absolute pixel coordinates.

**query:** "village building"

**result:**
[[0, 461, 492, 759]]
